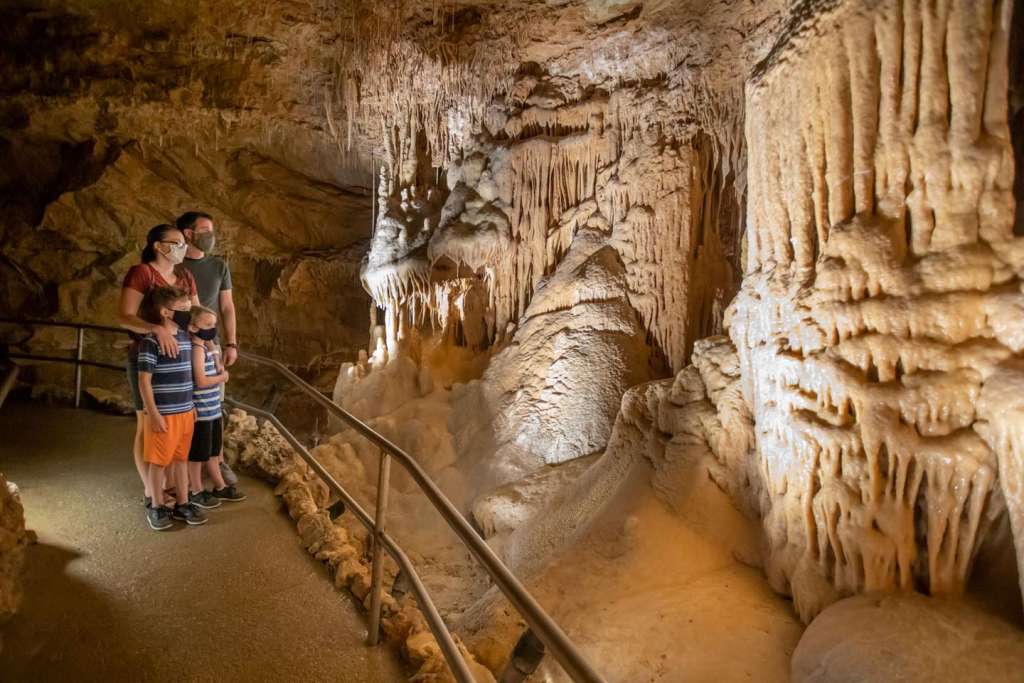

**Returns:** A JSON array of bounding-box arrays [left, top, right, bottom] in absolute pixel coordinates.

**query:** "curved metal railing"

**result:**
[[0, 317, 127, 407], [0, 317, 606, 683], [236, 350, 605, 683]]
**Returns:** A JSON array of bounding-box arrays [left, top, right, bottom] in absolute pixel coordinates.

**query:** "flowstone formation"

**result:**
[[727, 0, 1024, 620], [363, 74, 743, 373]]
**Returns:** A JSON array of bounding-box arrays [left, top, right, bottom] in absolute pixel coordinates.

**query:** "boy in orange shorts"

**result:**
[[138, 287, 207, 530]]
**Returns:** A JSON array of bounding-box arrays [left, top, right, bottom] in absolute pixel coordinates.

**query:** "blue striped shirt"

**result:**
[[193, 345, 222, 421], [137, 329, 194, 415]]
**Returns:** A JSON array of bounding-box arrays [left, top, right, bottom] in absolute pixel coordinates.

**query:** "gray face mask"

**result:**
[[193, 232, 216, 254], [164, 241, 187, 265]]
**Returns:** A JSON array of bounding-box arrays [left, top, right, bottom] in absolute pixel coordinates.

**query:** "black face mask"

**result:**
[[195, 327, 217, 341], [171, 310, 191, 328]]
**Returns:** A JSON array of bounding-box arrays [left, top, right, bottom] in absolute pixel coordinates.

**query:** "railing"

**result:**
[[0, 317, 127, 408], [234, 351, 605, 683], [0, 317, 606, 683]]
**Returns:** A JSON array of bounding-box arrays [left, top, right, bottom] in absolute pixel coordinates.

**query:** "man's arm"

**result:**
[[219, 288, 238, 367]]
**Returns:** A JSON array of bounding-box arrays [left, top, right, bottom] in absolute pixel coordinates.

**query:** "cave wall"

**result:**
[[0, 0, 376, 385]]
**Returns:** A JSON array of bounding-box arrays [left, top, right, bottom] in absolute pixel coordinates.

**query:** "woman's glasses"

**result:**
[[160, 240, 186, 248]]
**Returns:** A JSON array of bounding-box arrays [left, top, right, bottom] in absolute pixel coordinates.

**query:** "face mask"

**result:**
[[171, 310, 191, 328], [195, 327, 217, 341], [193, 232, 216, 253], [164, 241, 187, 265]]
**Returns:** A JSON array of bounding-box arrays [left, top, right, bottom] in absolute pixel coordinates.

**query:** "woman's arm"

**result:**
[[119, 287, 178, 357]]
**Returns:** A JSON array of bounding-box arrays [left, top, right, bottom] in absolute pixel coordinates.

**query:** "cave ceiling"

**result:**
[[0, 0, 790, 253]]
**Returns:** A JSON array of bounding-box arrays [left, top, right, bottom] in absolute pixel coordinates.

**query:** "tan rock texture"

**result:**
[[792, 593, 1024, 682], [0, 0, 373, 378], [0, 473, 28, 646]]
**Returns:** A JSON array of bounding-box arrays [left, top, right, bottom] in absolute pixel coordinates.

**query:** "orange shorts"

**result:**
[[143, 410, 196, 466]]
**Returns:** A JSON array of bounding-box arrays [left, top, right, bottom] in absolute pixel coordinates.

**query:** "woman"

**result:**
[[118, 224, 200, 506]]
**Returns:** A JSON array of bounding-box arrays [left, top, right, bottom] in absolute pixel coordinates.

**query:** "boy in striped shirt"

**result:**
[[187, 306, 245, 506], [138, 287, 207, 530]]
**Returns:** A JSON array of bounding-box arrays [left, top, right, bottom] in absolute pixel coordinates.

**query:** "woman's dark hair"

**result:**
[[141, 224, 178, 263]]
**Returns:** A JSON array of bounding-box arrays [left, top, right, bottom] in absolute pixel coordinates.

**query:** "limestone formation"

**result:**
[[730, 0, 1023, 620], [0, 473, 28, 651]]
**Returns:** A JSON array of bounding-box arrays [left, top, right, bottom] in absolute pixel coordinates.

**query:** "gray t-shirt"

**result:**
[[183, 254, 232, 323]]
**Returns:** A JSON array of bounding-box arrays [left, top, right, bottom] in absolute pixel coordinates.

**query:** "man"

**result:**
[[177, 210, 240, 486]]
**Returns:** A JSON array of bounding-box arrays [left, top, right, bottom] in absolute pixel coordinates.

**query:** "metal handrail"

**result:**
[[0, 317, 129, 407], [1, 317, 605, 682], [224, 397, 477, 682], [0, 317, 126, 334], [237, 350, 605, 683]]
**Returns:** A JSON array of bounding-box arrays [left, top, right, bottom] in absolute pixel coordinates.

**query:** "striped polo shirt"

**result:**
[[137, 329, 194, 415], [193, 344, 222, 422]]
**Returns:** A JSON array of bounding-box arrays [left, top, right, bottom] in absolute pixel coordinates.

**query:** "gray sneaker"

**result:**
[[172, 502, 208, 526], [212, 485, 246, 502], [189, 490, 222, 509], [220, 461, 238, 486], [146, 505, 173, 531]]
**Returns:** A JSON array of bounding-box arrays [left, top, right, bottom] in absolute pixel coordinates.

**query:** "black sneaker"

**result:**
[[172, 502, 208, 526], [146, 505, 173, 531], [143, 495, 152, 508], [212, 485, 247, 502], [189, 490, 222, 509]]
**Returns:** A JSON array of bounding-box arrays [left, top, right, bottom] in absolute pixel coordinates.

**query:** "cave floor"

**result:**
[[0, 399, 406, 682]]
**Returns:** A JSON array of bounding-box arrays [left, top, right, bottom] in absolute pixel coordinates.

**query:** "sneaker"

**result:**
[[220, 461, 238, 486], [172, 502, 208, 526], [146, 505, 173, 531], [212, 485, 247, 503], [143, 495, 152, 508], [189, 490, 222, 510]]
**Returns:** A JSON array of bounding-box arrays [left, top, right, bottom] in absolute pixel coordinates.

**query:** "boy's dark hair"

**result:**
[[150, 286, 189, 313], [175, 211, 213, 232]]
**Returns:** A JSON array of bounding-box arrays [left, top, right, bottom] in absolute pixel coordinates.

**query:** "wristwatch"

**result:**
[[224, 342, 238, 348]]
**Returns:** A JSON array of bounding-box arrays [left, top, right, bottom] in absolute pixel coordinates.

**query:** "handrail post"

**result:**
[[74, 327, 84, 408], [367, 448, 391, 646]]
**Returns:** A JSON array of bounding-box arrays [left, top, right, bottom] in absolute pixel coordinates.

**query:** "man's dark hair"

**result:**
[[151, 286, 189, 312], [175, 211, 213, 232]]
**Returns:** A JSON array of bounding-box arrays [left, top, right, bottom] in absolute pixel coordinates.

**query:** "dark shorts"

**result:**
[[126, 351, 143, 412], [189, 417, 223, 462]]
